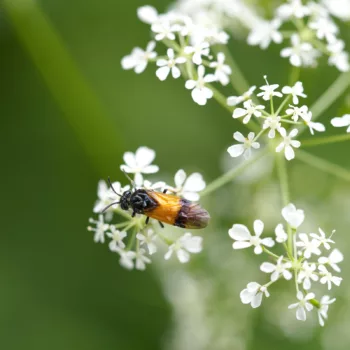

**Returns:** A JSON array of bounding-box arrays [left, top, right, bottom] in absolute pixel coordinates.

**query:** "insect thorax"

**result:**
[[130, 189, 157, 214]]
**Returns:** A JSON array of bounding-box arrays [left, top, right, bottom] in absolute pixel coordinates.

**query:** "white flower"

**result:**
[[281, 35, 319, 67], [276, 0, 310, 19], [227, 86, 256, 106], [260, 256, 292, 282], [184, 41, 210, 65], [137, 5, 159, 24], [141, 179, 167, 191], [263, 115, 282, 138], [240, 282, 270, 308], [288, 291, 315, 321], [106, 226, 127, 251], [168, 169, 206, 201], [209, 52, 232, 86], [120, 147, 159, 185], [156, 48, 186, 81], [318, 265, 342, 290], [134, 248, 151, 270], [275, 223, 288, 243], [310, 228, 335, 250], [247, 19, 283, 49], [318, 295, 336, 327], [137, 229, 157, 255], [227, 132, 260, 159], [296, 233, 321, 258], [318, 249, 344, 273], [297, 262, 319, 290], [88, 214, 109, 243], [323, 0, 350, 21], [331, 114, 350, 133], [286, 104, 309, 122], [185, 65, 216, 105], [118, 250, 136, 270], [281, 81, 307, 104], [282, 203, 305, 229], [93, 180, 130, 213], [327, 40, 350, 72], [229, 220, 275, 255], [164, 232, 203, 263], [301, 111, 326, 135], [257, 77, 283, 101], [151, 21, 176, 41], [309, 17, 338, 43], [233, 99, 265, 124], [121, 41, 157, 74], [276, 128, 300, 161]]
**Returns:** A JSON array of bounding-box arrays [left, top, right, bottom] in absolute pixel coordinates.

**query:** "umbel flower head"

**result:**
[[88, 146, 206, 271], [229, 203, 343, 326]]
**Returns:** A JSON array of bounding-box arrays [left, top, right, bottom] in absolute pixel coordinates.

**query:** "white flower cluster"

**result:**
[[247, 0, 350, 71], [331, 114, 350, 133], [88, 147, 205, 270], [227, 76, 325, 161], [122, 5, 236, 105], [229, 203, 343, 326]]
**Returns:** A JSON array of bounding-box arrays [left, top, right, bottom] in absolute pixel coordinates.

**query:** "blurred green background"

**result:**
[[1, 0, 349, 349]]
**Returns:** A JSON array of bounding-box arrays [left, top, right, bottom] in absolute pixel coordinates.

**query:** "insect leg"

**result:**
[[158, 221, 164, 228], [163, 189, 167, 194], [132, 211, 136, 218], [145, 216, 150, 225]]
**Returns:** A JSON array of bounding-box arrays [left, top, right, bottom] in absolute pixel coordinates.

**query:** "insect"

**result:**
[[102, 176, 210, 229]]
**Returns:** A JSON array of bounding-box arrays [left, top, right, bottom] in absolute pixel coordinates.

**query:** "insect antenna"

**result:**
[[121, 169, 137, 188], [101, 201, 120, 213], [108, 176, 122, 196]]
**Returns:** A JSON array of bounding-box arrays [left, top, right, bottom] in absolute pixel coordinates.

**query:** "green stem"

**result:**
[[301, 133, 350, 147], [298, 72, 350, 135], [3, 0, 123, 176], [275, 95, 291, 116], [201, 148, 269, 197], [297, 150, 350, 182], [288, 66, 300, 86], [126, 226, 139, 251], [262, 246, 281, 260]]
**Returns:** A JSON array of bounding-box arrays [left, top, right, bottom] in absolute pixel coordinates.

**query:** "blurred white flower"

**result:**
[[106, 226, 127, 251], [240, 282, 270, 308], [318, 249, 343, 273], [233, 99, 265, 124], [184, 41, 210, 65], [260, 256, 292, 282], [227, 86, 256, 106], [297, 262, 318, 290], [327, 40, 350, 72], [302, 111, 326, 135], [164, 232, 203, 263], [137, 229, 158, 255], [134, 248, 152, 270], [276, 0, 310, 19], [281, 81, 307, 104], [296, 233, 321, 258], [288, 291, 315, 321], [121, 41, 157, 73], [280, 35, 319, 67], [169, 169, 206, 201], [275, 223, 288, 243], [318, 265, 342, 290], [247, 19, 283, 49], [258, 77, 283, 101], [151, 21, 176, 41], [209, 52, 232, 86], [120, 147, 159, 185], [118, 250, 136, 270], [282, 203, 305, 229], [310, 228, 335, 250], [331, 114, 350, 133], [227, 131, 260, 159], [185, 65, 216, 105], [156, 48, 186, 81], [318, 295, 336, 327], [263, 115, 282, 138], [322, 0, 350, 20], [286, 104, 309, 122], [309, 17, 338, 43], [137, 5, 159, 24], [276, 128, 301, 161], [88, 214, 109, 243], [229, 220, 275, 255]]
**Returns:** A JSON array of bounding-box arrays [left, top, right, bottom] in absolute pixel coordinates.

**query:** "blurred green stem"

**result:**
[[288, 66, 300, 85], [201, 148, 269, 197], [3, 0, 122, 175], [297, 150, 350, 182], [298, 72, 350, 135], [301, 133, 350, 147]]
